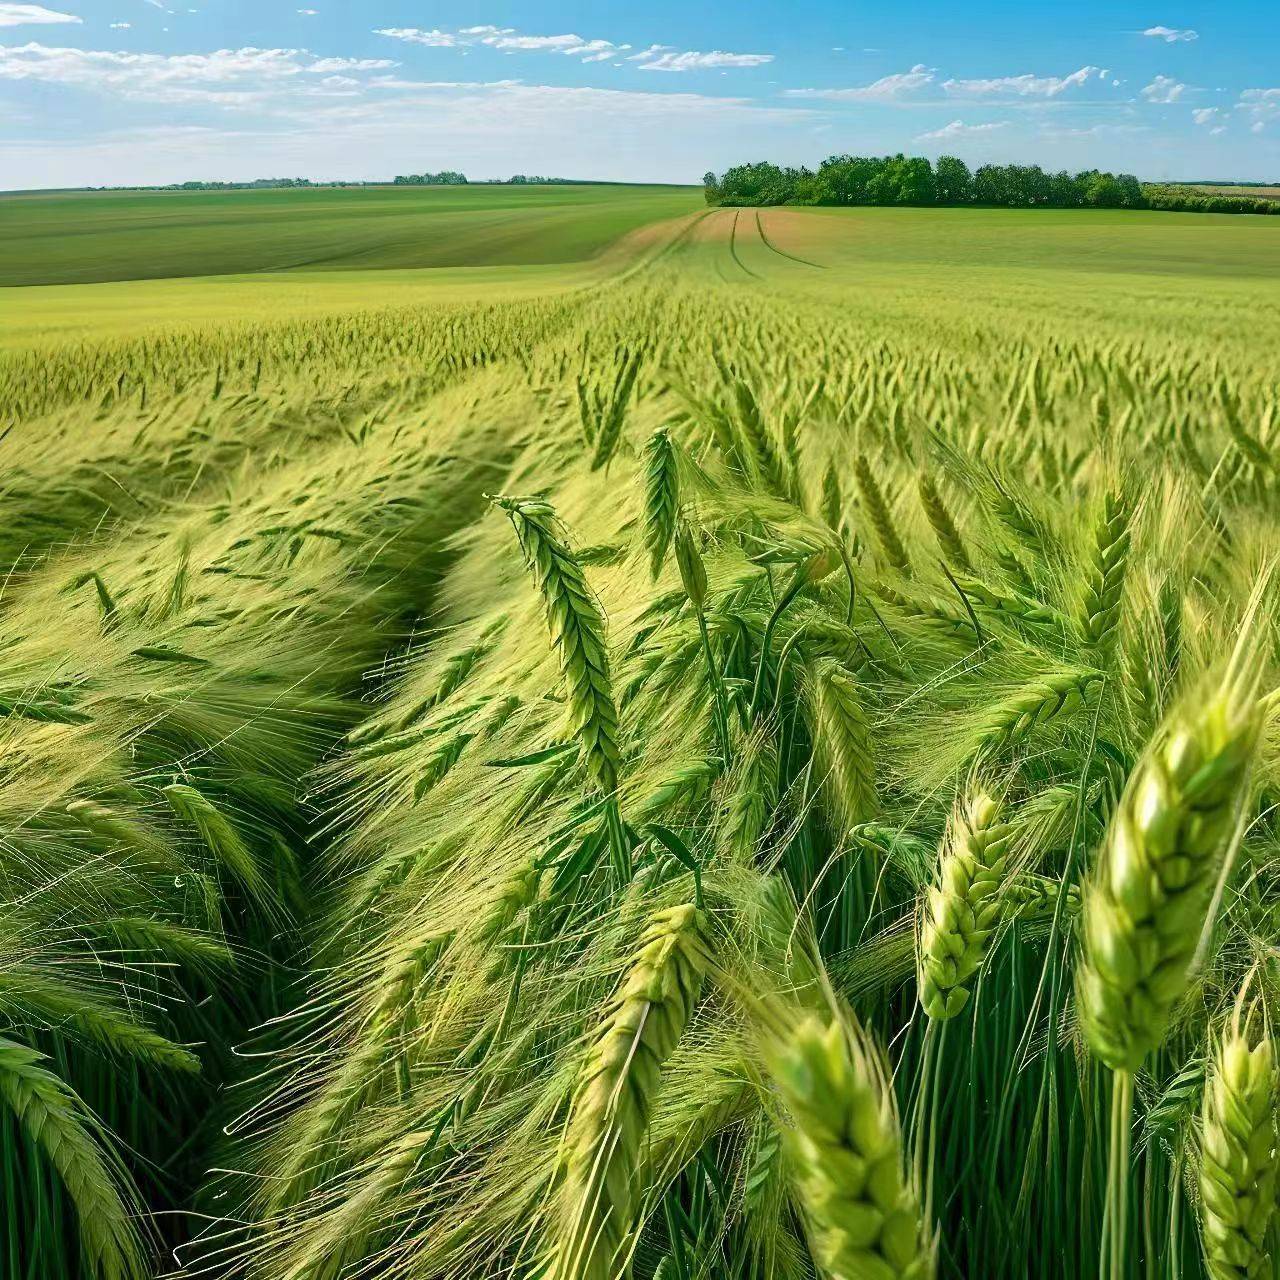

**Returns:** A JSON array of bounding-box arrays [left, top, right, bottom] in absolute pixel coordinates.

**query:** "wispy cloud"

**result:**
[[943, 66, 1104, 98], [307, 57, 394, 74], [0, 42, 396, 105], [1237, 87, 1280, 133], [376, 25, 630, 63], [784, 64, 935, 102], [374, 25, 769, 71], [916, 118, 1007, 141], [1141, 26, 1198, 43], [373, 28, 464, 49], [1192, 106, 1227, 135], [464, 27, 630, 61], [0, 4, 81, 25], [635, 50, 772, 72], [1141, 75, 1186, 104]]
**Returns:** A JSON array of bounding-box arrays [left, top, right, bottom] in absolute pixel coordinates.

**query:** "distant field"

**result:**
[[7, 201, 1280, 350], [1190, 184, 1280, 200], [0, 182, 702, 286]]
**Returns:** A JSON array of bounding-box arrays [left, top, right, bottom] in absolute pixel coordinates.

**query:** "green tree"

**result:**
[[935, 155, 974, 204]]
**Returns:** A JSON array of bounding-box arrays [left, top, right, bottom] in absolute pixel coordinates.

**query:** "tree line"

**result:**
[[704, 155, 1280, 216], [392, 171, 468, 185]]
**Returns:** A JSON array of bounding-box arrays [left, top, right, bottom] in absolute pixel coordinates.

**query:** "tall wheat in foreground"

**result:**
[[547, 903, 708, 1280], [0, 1038, 145, 1280], [494, 495, 622, 796], [1199, 1014, 1278, 1280], [918, 792, 1014, 1021], [1077, 667, 1264, 1279], [1076, 674, 1262, 1072], [763, 1010, 933, 1280]]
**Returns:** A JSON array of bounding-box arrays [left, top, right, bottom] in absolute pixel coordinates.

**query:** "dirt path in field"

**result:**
[[728, 210, 763, 279], [753, 210, 826, 268], [674, 207, 831, 282]]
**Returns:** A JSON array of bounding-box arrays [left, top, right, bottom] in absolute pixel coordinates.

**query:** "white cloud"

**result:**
[[1192, 106, 1224, 125], [376, 25, 631, 63], [109, 20, 129, 27], [0, 78, 817, 189], [1141, 74, 1186, 104], [636, 50, 772, 72], [374, 25, 772, 71], [296, 8, 316, 14], [1141, 26, 1198, 43], [784, 64, 935, 102], [1237, 87, 1280, 132], [373, 28, 463, 48], [0, 42, 394, 106], [306, 57, 395, 73], [916, 118, 1007, 141], [943, 66, 1104, 98], [0, 4, 81, 25]]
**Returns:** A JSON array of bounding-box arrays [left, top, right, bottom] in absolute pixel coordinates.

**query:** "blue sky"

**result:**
[[1, 1, 1277, 189]]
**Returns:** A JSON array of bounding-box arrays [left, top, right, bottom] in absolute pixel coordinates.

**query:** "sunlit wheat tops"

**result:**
[[764, 1011, 933, 1280], [1076, 673, 1263, 1073], [494, 494, 622, 795], [548, 904, 708, 1280], [1199, 1011, 1279, 1280], [918, 792, 1015, 1020]]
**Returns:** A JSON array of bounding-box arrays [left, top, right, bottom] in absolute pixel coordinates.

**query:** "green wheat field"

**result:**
[[2, 182, 1280, 1280]]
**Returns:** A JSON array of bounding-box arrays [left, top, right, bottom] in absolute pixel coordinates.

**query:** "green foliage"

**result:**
[[705, 155, 1280, 215]]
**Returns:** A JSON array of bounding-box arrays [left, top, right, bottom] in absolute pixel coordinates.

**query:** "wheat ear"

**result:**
[[918, 792, 1015, 1020], [855, 454, 911, 575], [642, 428, 680, 580], [1200, 1012, 1278, 1280], [764, 1010, 933, 1280], [548, 904, 707, 1280], [1078, 489, 1132, 652], [494, 496, 622, 796], [804, 658, 877, 835], [917, 473, 971, 572], [0, 1037, 146, 1280], [1077, 675, 1262, 1073]]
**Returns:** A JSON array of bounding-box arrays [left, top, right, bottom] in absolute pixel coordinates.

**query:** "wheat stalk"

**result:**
[[1200, 1012, 1278, 1280], [547, 903, 708, 1280], [763, 1009, 933, 1280], [804, 658, 877, 835], [0, 1037, 146, 1280], [1076, 674, 1262, 1073], [493, 496, 622, 796], [918, 792, 1015, 1020]]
